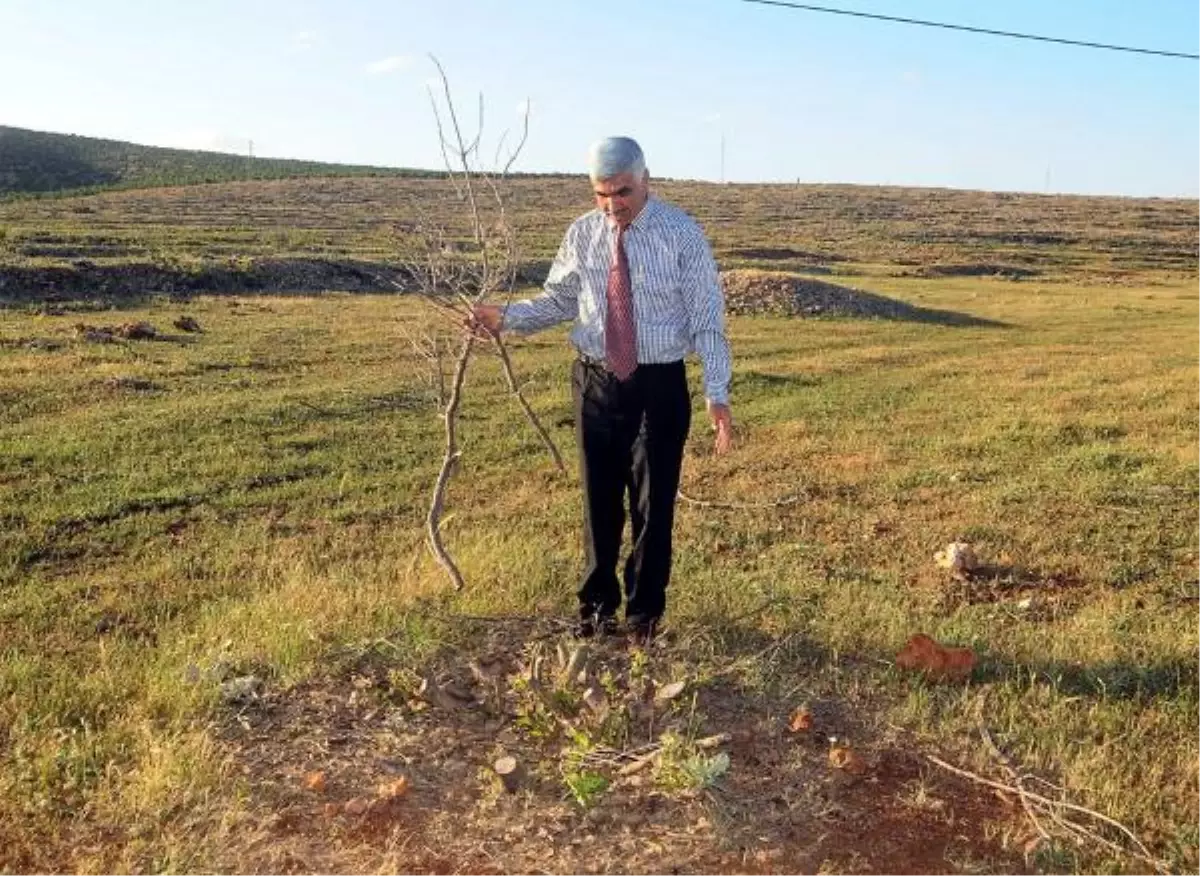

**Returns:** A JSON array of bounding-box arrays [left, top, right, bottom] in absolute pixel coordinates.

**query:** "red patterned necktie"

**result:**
[[605, 225, 637, 381]]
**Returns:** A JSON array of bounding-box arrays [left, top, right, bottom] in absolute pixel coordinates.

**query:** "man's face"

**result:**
[[593, 170, 649, 227]]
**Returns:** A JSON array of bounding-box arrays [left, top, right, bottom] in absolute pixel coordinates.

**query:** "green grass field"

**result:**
[[0, 175, 1197, 873]]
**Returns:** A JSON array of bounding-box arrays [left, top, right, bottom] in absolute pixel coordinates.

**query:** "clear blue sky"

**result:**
[[1, 0, 1196, 196]]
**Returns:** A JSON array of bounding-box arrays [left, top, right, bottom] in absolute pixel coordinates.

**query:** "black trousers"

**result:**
[[572, 358, 691, 624]]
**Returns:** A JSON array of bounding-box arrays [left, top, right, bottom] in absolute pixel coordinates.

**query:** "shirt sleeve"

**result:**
[[501, 225, 581, 333], [678, 229, 732, 405]]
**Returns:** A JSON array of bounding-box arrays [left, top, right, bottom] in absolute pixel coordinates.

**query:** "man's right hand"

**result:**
[[707, 400, 734, 455], [468, 304, 503, 336]]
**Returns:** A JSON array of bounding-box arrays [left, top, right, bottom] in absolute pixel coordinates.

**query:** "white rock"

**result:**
[[934, 542, 979, 574], [220, 674, 262, 703]]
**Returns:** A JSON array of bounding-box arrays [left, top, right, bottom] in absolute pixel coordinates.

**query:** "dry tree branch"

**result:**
[[500, 100, 531, 178], [469, 91, 485, 163], [492, 131, 509, 171], [430, 332, 447, 408], [396, 319, 448, 409], [426, 332, 476, 590], [427, 87, 464, 202], [492, 336, 565, 470], [578, 734, 732, 775], [409, 58, 566, 590], [430, 55, 487, 263], [433, 77, 563, 472], [474, 98, 565, 472], [708, 632, 802, 680], [978, 725, 1052, 845], [925, 747, 1170, 874]]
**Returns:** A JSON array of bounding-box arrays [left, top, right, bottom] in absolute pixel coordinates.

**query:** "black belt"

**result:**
[[576, 353, 682, 372]]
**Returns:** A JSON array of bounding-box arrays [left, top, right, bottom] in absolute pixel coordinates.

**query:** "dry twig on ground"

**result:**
[[926, 734, 1170, 874]]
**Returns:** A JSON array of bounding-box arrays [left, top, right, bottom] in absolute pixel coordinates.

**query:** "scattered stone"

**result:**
[[917, 263, 1038, 280], [115, 321, 157, 340], [654, 680, 686, 703], [719, 270, 911, 319], [103, 376, 158, 392], [469, 654, 510, 685], [173, 315, 203, 332], [582, 686, 608, 716], [74, 323, 115, 343], [563, 644, 590, 686], [934, 541, 979, 578], [220, 674, 263, 704], [376, 776, 409, 799], [788, 705, 813, 733], [73, 321, 159, 342], [418, 676, 476, 710], [895, 633, 977, 682], [828, 741, 867, 775]]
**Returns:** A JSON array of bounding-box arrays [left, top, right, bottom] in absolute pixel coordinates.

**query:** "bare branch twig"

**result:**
[[979, 725, 1052, 843], [426, 332, 475, 590], [411, 57, 568, 590], [430, 55, 487, 267], [501, 100, 531, 178], [490, 333, 565, 471], [925, 752, 1170, 873]]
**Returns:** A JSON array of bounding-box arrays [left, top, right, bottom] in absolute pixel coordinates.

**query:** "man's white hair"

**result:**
[[588, 136, 647, 181]]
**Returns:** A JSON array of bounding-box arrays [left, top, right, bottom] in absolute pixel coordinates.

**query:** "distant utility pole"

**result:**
[[248, 139, 255, 160]]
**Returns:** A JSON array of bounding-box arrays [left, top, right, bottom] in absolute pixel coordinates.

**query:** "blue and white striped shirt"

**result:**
[[501, 196, 732, 405]]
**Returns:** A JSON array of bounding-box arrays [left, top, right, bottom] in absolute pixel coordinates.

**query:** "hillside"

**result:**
[[0, 125, 436, 197], [0, 175, 1194, 306]]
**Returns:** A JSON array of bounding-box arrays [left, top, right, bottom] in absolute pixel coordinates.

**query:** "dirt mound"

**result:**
[[721, 270, 991, 327], [212, 616, 1024, 874], [0, 258, 412, 304], [727, 246, 847, 263], [914, 263, 1039, 279]]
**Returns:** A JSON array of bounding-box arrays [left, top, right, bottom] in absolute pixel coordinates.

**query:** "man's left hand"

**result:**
[[707, 400, 734, 455]]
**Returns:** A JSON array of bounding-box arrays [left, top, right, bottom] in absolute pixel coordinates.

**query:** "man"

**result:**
[[472, 136, 733, 644]]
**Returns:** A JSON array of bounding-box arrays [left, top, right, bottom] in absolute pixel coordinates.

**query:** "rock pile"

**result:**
[[721, 269, 922, 319]]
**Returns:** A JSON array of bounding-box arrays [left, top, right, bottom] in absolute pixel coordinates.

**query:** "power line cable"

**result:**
[[737, 0, 1200, 60]]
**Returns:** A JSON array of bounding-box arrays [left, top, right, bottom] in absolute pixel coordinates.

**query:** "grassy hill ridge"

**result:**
[[0, 125, 439, 197]]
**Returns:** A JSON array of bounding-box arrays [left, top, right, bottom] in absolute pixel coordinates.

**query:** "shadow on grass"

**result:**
[[685, 602, 1196, 705], [976, 654, 1199, 702], [811, 284, 1010, 328], [731, 369, 824, 392]]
